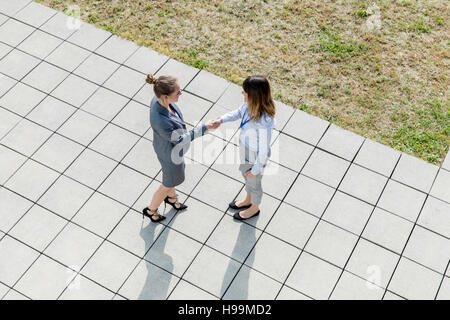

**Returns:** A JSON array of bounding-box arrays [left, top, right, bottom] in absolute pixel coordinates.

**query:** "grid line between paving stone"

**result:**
[[2, 52, 443, 201], [0, 16, 150, 298], [381, 158, 444, 300], [140, 81, 260, 299], [3, 84, 447, 210], [8, 113, 443, 241], [1, 2, 448, 300], [3, 132, 143, 297], [0, 20, 155, 180], [327, 149, 399, 299], [0, 41, 98, 196], [162, 86, 308, 299], [0, 74, 446, 298], [12, 2, 257, 300], [1, 44, 239, 153], [221, 123, 333, 300], [194, 105, 301, 298], [3, 99, 444, 298], [57, 47, 232, 299], [3, 160, 441, 299], [1, 12, 156, 77], [284, 137, 445, 298], [0, 36, 130, 299], [4, 58, 436, 191], [211, 156, 450, 241], [110, 83, 241, 299], [278, 124, 445, 192], [272, 127, 366, 299], [0, 0, 33, 20], [17, 58, 178, 278], [0, 17, 179, 110], [0, 28, 89, 144], [434, 260, 450, 299]]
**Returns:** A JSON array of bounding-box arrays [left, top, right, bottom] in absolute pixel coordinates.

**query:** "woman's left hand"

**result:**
[[245, 170, 256, 178], [206, 119, 221, 130]]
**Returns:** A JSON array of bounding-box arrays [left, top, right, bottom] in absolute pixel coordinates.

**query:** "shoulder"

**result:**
[[150, 95, 158, 108], [154, 117, 174, 132], [258, 112, 276, 128], [237, 102, 248, 115], [171, 103, 183, 115], [150, 101, 160, 119], [151, 110, 173, 131]]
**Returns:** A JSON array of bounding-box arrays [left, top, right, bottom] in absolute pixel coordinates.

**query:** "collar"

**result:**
[[154, 98, 170, 116], [154, 97, 184, 123]]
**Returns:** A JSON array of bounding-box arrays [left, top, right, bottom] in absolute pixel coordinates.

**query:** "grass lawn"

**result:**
[[37, 0, 449, 164]]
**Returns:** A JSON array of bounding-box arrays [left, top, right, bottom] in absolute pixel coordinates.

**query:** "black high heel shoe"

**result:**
[[142, 207, 166, 223], [164, 194, 188, 211]]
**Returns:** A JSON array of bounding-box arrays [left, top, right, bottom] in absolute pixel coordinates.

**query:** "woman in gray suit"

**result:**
[[143, 74, 219, 222]]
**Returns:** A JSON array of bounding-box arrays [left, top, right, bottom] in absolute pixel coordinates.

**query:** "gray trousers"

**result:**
[[238, 143, 264, 205]]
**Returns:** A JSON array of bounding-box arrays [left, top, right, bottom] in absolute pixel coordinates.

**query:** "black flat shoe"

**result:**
[[233, 210, 260, 221], [229, 201, 252, 210], [164, 194, 188, 211], [142, 207, 166, 223]]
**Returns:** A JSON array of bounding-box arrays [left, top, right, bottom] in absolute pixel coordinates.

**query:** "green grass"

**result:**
[[181, 47, 209, 70], [391, 98, 449, 163], [317, 26, 367, 59], [355, 8, 368, 17], [35, 0, 450, 165], [392, 129, 447, 163], [408, 18, 433, 33]]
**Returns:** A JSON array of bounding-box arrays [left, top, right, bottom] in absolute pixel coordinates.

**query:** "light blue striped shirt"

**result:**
[[220, 102, 276, 175]]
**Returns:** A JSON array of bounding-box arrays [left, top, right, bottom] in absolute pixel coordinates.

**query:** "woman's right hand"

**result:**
[[206, 118, 222, 130]]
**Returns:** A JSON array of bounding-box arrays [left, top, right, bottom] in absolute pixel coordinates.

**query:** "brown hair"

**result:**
[[146, 74, 178, 98], [243, 75, 276, 121]]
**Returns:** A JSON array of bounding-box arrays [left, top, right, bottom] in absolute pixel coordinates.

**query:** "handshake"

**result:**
[[205, 118, 222, 131]]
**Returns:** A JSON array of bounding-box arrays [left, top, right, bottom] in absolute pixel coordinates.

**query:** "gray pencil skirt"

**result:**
[[159, 158, 186, 188]]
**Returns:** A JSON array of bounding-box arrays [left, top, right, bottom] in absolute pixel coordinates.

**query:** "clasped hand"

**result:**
[[205, 118, 222, 131]]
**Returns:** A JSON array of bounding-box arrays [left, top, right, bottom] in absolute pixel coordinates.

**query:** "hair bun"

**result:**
[[146, 74, 157, 85]]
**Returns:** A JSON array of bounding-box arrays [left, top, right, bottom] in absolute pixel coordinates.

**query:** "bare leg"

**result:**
[[148, 184, 171, 214], [236, 192, 251, 207], [166, 187, 181, 209], [239, 204, 260, 219]]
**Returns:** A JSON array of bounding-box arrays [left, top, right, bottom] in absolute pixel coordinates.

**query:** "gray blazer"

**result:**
[[150, 96, 207, 164]]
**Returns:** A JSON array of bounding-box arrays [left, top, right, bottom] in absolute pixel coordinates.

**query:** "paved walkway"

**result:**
[[0, 0, 449, 300]]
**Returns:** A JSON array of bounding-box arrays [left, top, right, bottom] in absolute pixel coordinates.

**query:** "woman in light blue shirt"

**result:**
[[216, 75, 276, 220]]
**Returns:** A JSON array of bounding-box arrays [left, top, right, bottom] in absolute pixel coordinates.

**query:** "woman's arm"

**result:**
[[220, 103, 246, 123], [250, 127, 273, 176], [156, 121, 207, 145]]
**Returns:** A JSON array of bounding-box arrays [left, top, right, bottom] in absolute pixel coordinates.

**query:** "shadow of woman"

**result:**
[[137, 208, 181, 300], [220, 218, 257, 299]]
